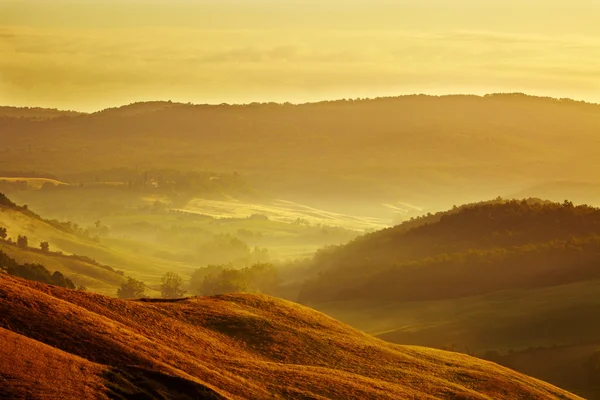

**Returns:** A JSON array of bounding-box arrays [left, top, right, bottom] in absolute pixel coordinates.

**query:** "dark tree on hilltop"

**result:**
[[50, 271, 76, 289], [0, 227, 7, 240], [161, 272, 186, 298], [117, 277, 146, 299], [40, 241, 50, 252], [17, 235, 28, 248]]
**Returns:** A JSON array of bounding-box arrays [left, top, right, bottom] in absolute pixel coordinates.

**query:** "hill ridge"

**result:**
[[0, 275, 580, 399], [3, 92, 600, 117]]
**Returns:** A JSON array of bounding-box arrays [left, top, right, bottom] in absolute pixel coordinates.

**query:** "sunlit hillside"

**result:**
[[0, 275, 580, 400]]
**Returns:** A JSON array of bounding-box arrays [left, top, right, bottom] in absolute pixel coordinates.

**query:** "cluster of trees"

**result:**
[[116, 271, 187, 299], [116, 264, 280, 300], [299, 200, 600, 304], [196, 234, 269, 266], [0, 250, 76, 289], [189, 263, 280, 296]]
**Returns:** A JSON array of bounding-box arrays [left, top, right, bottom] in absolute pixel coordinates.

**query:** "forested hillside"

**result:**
[[299, 200, 600, 303], [2, 94, 600, 210]]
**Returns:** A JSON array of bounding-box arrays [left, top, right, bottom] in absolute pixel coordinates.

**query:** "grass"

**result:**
[[0, 203, 186, 290], [0, 274, 580, 399], [180, 198, 389, 231], [315, 280, 600, 397], [316, 279, 600, 350], [0, 242, 126, 296]]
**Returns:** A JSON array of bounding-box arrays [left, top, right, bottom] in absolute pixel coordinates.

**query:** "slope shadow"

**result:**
[[104, 365, 227, 400]]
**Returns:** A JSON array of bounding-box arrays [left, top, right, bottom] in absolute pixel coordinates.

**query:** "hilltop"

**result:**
[[2, 94, 600, 211], [0, 275, 579, 399], [0, 106, 83, 119]]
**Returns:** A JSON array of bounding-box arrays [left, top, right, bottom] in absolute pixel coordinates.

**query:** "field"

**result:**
[[316, 280, 600, 398], [181, 198, 389, 231], [0, 274, 580, 400]]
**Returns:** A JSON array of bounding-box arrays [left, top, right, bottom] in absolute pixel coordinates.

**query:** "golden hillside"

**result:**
[[0, 275, 579, 399]]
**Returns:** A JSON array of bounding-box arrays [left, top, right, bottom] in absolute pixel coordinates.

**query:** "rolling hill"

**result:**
[[0, 192, 199, 288], [0, 274, 580, 399], [298, 200, 600, 304], [297, 199, 600, 397], [0, 242, 126, 296], [2, 94, 600, 212]]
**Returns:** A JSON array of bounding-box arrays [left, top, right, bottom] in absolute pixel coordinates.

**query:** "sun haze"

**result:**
[[1, 0, 599, 111]]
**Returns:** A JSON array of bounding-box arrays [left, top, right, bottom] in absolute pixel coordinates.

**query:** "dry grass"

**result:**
[[0, 275, 581, 399]]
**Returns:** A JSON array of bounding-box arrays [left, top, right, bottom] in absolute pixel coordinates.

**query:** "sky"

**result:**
[[1, 0, 599, 111]]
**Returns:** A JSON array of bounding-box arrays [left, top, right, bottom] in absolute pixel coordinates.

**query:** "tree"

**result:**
[[189, 264, 226, 295], [50, 271, 76, 289], [200, 269, 248, 296], [17, 235, 28, 248], [117, 277, 146, 299], [40, 241, 50, 252], [0, 227, 7, 240], [161, 272, 186, 298]]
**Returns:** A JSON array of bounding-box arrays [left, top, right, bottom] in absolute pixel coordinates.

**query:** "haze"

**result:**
[[1, 0, 599, 111]]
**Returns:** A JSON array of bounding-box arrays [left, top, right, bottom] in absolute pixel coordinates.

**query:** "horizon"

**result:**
[[2, 91, 600, 114]]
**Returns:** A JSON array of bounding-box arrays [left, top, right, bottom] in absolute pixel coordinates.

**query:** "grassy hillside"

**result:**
[[0, 242, 127, 296], [0, 275, 580, 399], [2, 94, 600, 211], [0, 193, 203, 287]]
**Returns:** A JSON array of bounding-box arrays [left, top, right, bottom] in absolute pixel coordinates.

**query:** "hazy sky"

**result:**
[[1, 0, 599, 110]]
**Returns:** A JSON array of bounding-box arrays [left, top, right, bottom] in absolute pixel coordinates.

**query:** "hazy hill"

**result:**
[[0, 275, 579, 399], [298, 200, 600, 304], [298, 199, 600, 397], [2, 94, 600, 211], [0, 106, 83, 119], [0, 243, 126, 296], [0, 192, 199, 288]]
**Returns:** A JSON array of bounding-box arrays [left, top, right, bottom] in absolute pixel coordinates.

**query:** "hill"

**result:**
[[2, 94, 600, 212], [298, 200, 600, 304], [0, 242, 126, 296], [297, 200, 600, 397], [0, 274, 579, 399], [0, 192, 198, 288], [0, 106, 83, 119]]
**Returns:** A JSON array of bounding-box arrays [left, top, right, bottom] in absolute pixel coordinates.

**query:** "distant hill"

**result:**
[[300, 199, 600, 397], [2, 93, 600, 211], [0, 275, 579, 399], [91, 101, 183, 117], [299, 200, 600, 304], [0, 106, 83, 119], [0, 243, 126, 296]]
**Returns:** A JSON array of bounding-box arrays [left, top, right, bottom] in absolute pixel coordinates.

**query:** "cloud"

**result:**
[[0, 26, 599, 110]]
